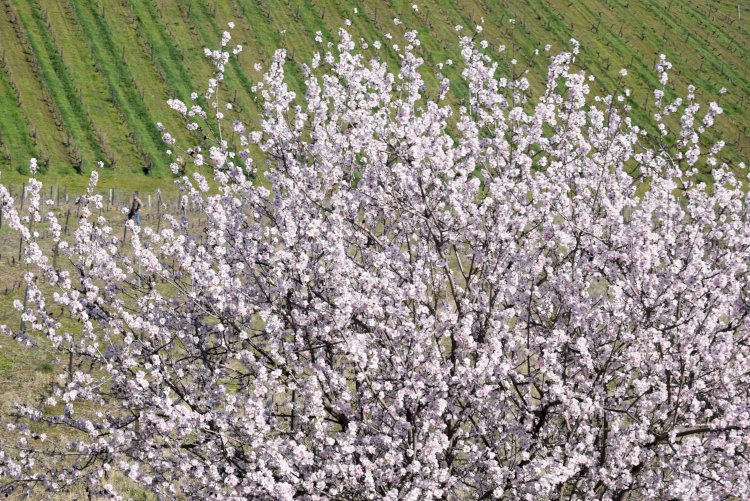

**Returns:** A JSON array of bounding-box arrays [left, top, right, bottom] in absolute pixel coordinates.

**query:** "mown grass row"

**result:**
[[1, 0, 70, 174], [132, 0, 197, 102], [0, 0, 749, 186], [35, 0, 159, 185], [0, 62, 36, 170], [22, 0, 111, 169], [188, 1, 265, 112], [67, 0, 167, 176], [8, 0, 95, 173], [108, 0, 198, 155]]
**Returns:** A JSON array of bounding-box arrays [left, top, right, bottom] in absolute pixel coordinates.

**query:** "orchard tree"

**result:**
[[1, 22, 749, 500]]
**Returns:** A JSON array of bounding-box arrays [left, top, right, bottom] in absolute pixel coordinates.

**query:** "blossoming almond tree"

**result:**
[[1, 23, 749, 500]]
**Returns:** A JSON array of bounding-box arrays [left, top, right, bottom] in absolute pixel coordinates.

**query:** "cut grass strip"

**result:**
[[192, 2, 268, 109], [10, 0, 93, 172], [130, 0, 197, 102], [23, 0, 108, 166], [41, 0, 143, 177], [0, 66, 36, 173], [67, 0, 167, 176]]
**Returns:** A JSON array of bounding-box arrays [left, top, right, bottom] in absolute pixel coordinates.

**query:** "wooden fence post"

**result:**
[[63, 208, 70, 236], [156, 189, 162, 233], [53, 238, 60, 268], [18, 285, 28, 334]]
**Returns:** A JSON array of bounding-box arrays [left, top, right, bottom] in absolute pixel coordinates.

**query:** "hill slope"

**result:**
[[0, 0, 749, 189]]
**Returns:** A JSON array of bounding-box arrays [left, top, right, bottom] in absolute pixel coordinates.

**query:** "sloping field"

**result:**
[[0, 0, 748, 189]]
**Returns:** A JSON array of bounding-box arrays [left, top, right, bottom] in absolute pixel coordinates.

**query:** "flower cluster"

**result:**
[[1, 24, 748, 500]]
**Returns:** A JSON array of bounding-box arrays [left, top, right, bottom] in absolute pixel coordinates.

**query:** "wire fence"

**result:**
[[0, 184, 206, 272]]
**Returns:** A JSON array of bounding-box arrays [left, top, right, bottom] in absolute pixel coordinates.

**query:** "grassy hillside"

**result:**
[[0, 0, 749, 190]]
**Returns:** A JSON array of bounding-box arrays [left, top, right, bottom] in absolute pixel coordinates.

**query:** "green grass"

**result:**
[[0, 0, 747, 189], [9, 0, 93, 172], [38, 0, 139, 176], [22, 0, 108, 167], [0, 67, 36, 171], [68, 0, 168, 175], [130, 0, 196, 103], [0, 354, 12, 377]]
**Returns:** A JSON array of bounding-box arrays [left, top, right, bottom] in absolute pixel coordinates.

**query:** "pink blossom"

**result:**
[[0, 24, 748, 501]]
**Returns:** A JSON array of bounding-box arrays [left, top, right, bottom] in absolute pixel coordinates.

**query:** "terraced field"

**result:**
[[0, 0, 748, 190]]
